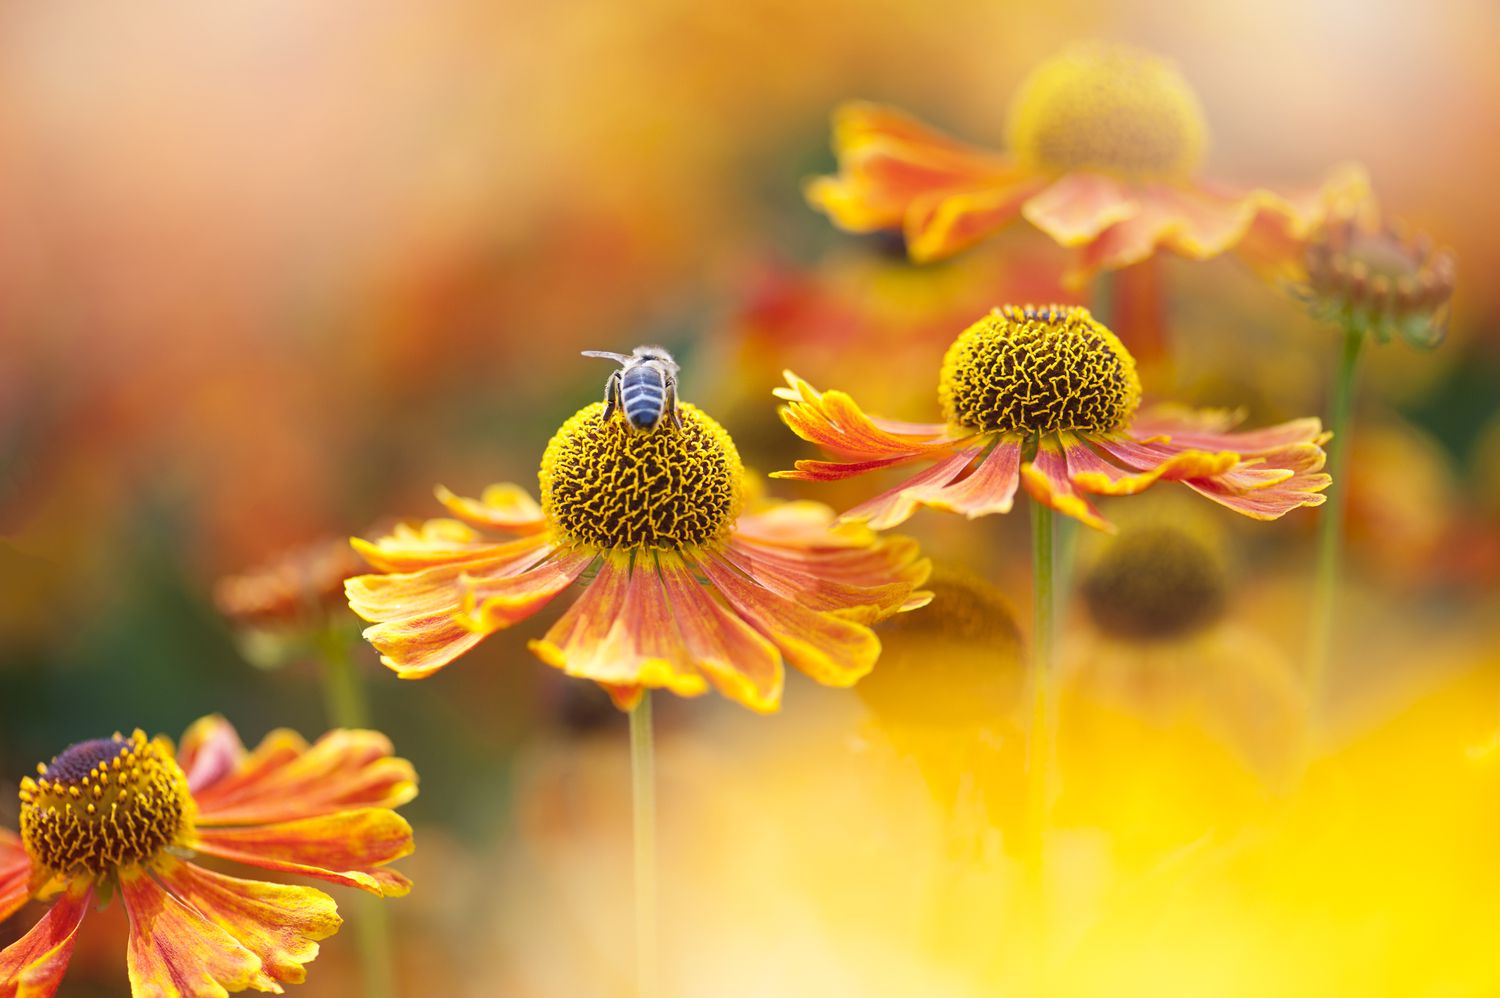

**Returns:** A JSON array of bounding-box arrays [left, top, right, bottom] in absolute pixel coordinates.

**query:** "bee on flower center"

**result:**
[[582, 345, 683, 432], [18, 731, 193, 879], [939, 304, 1142, 436]]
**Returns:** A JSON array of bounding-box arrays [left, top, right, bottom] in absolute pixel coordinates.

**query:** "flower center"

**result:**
[[939, 305, 1141, 435], [540, 401, 744, 550], [1302, 217, 1456, 348], [1006, 42, 1208, 183], [19, 731, 192, 879], [1081, 525, 1227, 641]]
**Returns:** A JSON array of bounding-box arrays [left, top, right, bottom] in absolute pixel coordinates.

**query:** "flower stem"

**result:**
[[630, 692, 659, 998], [315, 628, 396, 998], [1308, 319, 1365, 722], [1024, 500, 1056, 881]]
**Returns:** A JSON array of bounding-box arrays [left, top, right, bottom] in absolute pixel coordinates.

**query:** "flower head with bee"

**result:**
[[0, 716, 415, 996], [345, 346, 930, 712], [805, 41, 1367, 287], [776, 305, 1331, 531]]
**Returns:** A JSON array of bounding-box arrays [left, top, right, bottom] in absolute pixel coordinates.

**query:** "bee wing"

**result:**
[[581, 350, 635, 363]]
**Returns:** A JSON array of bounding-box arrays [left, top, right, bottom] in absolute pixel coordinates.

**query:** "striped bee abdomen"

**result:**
[[621, 365, 668, 429]]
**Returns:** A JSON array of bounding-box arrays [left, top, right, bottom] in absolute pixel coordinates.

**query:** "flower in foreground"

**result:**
[[345, 401, 931, 712], [776, 304, 1331, 531], [805, 41, 1367, 286], [0, 717, 415, 996]]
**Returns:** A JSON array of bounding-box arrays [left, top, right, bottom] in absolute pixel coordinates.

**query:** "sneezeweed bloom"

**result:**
[[0, 717, 415, 996], [776, 304, 1331, 532], [345, 401, 931, 712], [805, 40, 1367, 286]]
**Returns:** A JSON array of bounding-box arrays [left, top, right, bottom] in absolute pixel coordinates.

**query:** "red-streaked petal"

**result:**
[[346, 534, 554, 621], [432, 483, 546, 535], [656, 557, 783, 712], [1020, 440, 1112, 531], [841, 447, 985, 530], [718, 542, 918, 626], [195, 729, 417, 827], [154, 857, 340, 987], [527, 554, 708, 699], [119, 866, 276, 996], [1132, 409, 1329, 453], [191, 809, 414, 898], [775, 371, 967, 466], [1022, 172, 1140, 247], [804, 101, 1016, 235], [362, 610, 486, 680], [179, 716, 248, 796], [0, 884, 90, 998], [458, 549, 594, 634], [904, 176, 1043, 263], [349, 518, 501, 573], [698, 555, 880, 687], [1072, 434, 1239, 496], [1186, 470, 1331, 519], [904, 436, 1023, 518], [0, 831, 31, 926]]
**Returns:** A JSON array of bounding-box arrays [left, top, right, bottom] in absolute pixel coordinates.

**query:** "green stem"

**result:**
[[1024, 500, 1056, 876], [630, 693, 659, 998], [315, 628, 396, 998], [1308, 320, 1365, 722]]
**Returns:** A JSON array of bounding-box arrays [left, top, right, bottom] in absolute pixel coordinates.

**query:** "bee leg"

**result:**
[[602, 370, 623, 422], [665, 376, 683, 429]]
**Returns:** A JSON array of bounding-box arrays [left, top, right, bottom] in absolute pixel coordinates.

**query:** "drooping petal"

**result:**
[[349, 518, 510, 573], [656, 556, 783, 712], [774, 371, 968, 470], [179, 715, 249, 796], [190, 809, 414, 898], [1073, 433, 1239, 496], [698, 554, 881, 687], [432, 483, 546, 535], [1020, 438, 1112, 531], [195, 728, 417, 827], [1021, 172, 1140, 247], [1132, 407, 1330, 453], [904, 175, 1046, 263], [804, 101, 1018, 237], [902, 436, 1023, 519], [153, 857, 340, 987], [119, 866, 276, 996], [840, 447, 986, 530], [360, 611, 487, 680], [346, 533, 555, 621], [0, 883, 91, 998], [1185, 445, 1331, 519], [527, 553, 708, 699], [458, 549, 594, 635], [0, 831, 31, 925]]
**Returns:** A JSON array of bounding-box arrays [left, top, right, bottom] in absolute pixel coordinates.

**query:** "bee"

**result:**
[[581, 345, 682, 432]]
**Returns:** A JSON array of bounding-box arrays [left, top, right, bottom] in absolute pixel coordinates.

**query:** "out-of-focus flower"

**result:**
[[0, 717, 415, 996], [346, 401, 931, 712], [1342, 419, 1461, 586], [1291, 214, 1456, 348], [805, 41, 1366, 286], [777, 304, 1330, 531], [1067, 516, 1305, 784]]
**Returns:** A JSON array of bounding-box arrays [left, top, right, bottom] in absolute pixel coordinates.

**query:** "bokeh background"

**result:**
[[2, 0, 1498, 995]]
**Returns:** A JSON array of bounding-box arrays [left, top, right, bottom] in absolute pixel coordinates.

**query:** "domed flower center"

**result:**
[[1081, 525, 1227, 641], [1006, 42, 1208, 183], [540, 401, 744, 550], [19, 731, 192, 878], [1302, 216, 1456, 347], [939, 305, 1141, 435]]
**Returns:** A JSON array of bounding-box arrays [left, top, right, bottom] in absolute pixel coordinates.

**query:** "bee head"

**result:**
[[632, 345, 679, 372]]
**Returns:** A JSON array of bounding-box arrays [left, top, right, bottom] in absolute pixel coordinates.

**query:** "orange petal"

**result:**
[[346, 533, 554, 621], [0, 882, 90, 998], [362, 609, 488, 679], [1073, 434, 1239, 496], [904, 176, 1043, 263], [458, 550, 593, 635], [0, 831, 31, 925], [805, 101, 1015, 235], [191, 808, 414, 898], [195, 729, 417, 827], [840, 447, 985, 530], [154, 857, 340, 987], [902, 436, 1023, 519], [178, 715, 249, 796], [432, 483, 546, 535], [775, 371, 966, 467], [1022, 172, 1140, 247], [527, 553, 708, 699], [1020, 439, 1113, 532], [1236, 162, 1373, 282], [699, 555, 880, 687], [656, 556, 783, 712], [349, 517, 498, 573], [720, 532, 928, 626], [119, 866, 276, 996]]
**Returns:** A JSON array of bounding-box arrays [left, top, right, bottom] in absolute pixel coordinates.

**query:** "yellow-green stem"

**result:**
[[631, 692, 659, 998], [316, 629, 396, 998], [1307, 321, 1364, 722]]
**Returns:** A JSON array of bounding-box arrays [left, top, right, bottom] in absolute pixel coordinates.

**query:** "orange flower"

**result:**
[[777, 305, 1330, 532], [0, 717, 415, 996], [214, 537, 368, 632], [805, 41, 1368, 287], [346, 399, 930, 712]]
